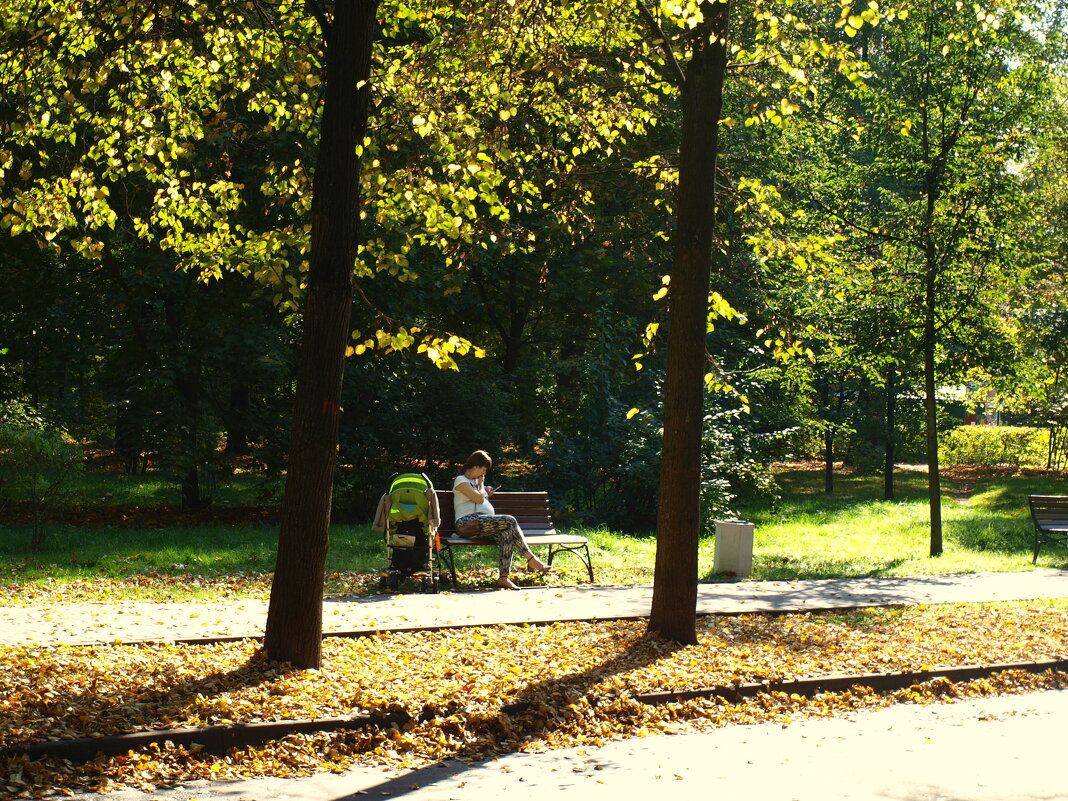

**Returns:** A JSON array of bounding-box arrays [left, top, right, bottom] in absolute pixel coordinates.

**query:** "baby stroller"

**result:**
[[375, 472, 441, 592]]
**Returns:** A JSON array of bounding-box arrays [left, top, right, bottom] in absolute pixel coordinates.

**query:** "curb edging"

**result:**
[[6, 660, 1066, 763]]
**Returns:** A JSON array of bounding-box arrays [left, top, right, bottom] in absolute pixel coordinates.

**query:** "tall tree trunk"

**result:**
[[819, 378, 833, 494], [30, 488, 46, 553], [1048, 367, 1063, 470], [224, 382, 252, 457], [917, 46, 943, 558], [264, 0, 378, 668], [824, 426, 835, 494], [648, 0, 730, 645], [884, 362, 896, 501], [176, 370, 203, 511], [1048, 424, 1065, 471], [499, 298, 529, 376], [923, 268, 943, 556]]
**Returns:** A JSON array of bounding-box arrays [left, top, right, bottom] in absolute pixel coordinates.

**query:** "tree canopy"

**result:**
[[2, 0, 1067, 655]]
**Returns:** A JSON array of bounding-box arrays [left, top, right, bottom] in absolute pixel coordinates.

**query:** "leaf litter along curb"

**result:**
[[0, 566, 591, 605], [3, 602, 1068, 797]]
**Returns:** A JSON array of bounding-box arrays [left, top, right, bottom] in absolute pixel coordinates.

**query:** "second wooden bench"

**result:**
[[434, 490, 594, 587], [1028, 494, 1068, 563]]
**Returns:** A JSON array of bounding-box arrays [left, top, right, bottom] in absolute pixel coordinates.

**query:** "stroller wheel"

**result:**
[[379, 573, 400, 592]]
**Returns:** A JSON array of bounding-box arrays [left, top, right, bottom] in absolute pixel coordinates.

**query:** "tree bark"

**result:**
[[918, 44, 943, 558], [224, 382, 252, 457], [648, 0, 730, 645], [824, 426, 834, 494], [30, 488, 46, 553], [923, 266, 943, 556], [884, 362, 896, 501], [175, 370, 204, 511], [820, 378, 834, 494], [264, 0, 378, 668]]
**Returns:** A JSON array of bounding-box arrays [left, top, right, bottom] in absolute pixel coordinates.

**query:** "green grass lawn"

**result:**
[[745, 466, 1068, 579], [63, 466, 280, 508], [2, 465, 1066, 601]]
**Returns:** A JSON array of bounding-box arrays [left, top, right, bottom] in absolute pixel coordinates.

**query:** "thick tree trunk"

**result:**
[[264, 0, 378, 668], [648, 0, 730, 645], [884, 363, 896, 501]]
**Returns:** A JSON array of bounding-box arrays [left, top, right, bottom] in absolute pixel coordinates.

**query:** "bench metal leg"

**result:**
[[436, 545, 460, 589], [547, 543, 595, 583], [1032, 528, 1068, 564]]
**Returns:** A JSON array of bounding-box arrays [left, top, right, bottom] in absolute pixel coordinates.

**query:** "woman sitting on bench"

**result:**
[[453, 450, 552, 590]]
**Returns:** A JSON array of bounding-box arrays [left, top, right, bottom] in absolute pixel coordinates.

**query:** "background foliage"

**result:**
[[1, 0, 1066, 535]]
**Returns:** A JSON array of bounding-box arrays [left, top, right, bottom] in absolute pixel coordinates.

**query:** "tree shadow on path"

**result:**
[[331, 632, 686, 799]]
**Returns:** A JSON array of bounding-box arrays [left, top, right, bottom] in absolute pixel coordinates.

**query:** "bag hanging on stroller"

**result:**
[[374, 471, 441, 592]]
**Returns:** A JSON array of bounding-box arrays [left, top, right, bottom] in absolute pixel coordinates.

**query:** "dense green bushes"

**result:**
[[939, 425, 1049, 468], [0, 401, 84, 550]]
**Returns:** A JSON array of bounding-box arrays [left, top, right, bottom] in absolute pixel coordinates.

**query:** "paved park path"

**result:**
[[50, 689, 1068, 800], [5, 568, 1068, 646], [11, 570, 1068, 800]]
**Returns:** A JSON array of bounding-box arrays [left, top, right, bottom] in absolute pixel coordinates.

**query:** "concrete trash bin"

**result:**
[[714, 519, 755, 577]]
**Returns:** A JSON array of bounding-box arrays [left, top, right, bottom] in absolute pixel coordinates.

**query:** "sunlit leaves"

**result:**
[[345, 326, 483, 370], [658, 0, 709, 29], [835, 0, 908, 38], [0, 0, 671, 378], [730, 0, 900, 129], [2, 602, 1066, 796], [366, 0, 663, 284], [0, 0, 321, 298], [651, 274, 670, 302]]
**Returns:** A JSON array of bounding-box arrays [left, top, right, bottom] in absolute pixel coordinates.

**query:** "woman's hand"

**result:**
[[456, 480, 486, 504]]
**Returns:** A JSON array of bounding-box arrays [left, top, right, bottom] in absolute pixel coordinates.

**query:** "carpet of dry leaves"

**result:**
[[0, 566, 609, 605], [3, 601, 1068, 797], [0, 572, 391, 605]]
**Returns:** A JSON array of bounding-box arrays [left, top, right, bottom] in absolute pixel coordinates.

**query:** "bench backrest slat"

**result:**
[[1029, 495, 1068, 525], [435, 489, 555, 535]]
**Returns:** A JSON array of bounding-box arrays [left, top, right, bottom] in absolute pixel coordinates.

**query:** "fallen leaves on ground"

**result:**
[[0, 567, 579, 605], [2, 601, 1067, 797], [0, 573, 275, 605]]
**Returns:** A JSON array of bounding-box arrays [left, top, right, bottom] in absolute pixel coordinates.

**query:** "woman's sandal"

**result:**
[[497, 577, 520, 590], [525, 558, 555, 574]]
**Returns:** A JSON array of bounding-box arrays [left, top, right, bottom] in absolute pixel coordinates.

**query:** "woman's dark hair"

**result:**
[[462, 450, 493, 471]]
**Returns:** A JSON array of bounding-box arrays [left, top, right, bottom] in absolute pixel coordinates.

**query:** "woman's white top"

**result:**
[[453, 474, 494, 519]]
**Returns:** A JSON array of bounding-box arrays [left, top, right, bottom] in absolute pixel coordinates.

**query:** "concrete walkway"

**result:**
[[5, 569, 1068, 646], [53, 689, 1068, 801]]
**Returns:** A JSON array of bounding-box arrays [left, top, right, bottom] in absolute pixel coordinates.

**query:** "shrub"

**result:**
[[538, 394, 662, 532], [0, 402, 84, 551], [700, 407, 783, 533], [939, 425, 1049, 469]]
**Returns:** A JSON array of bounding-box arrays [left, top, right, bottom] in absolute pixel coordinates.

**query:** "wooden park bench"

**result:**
[[1028, 495, 1068, 563], [434, 490, 594, 588]]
